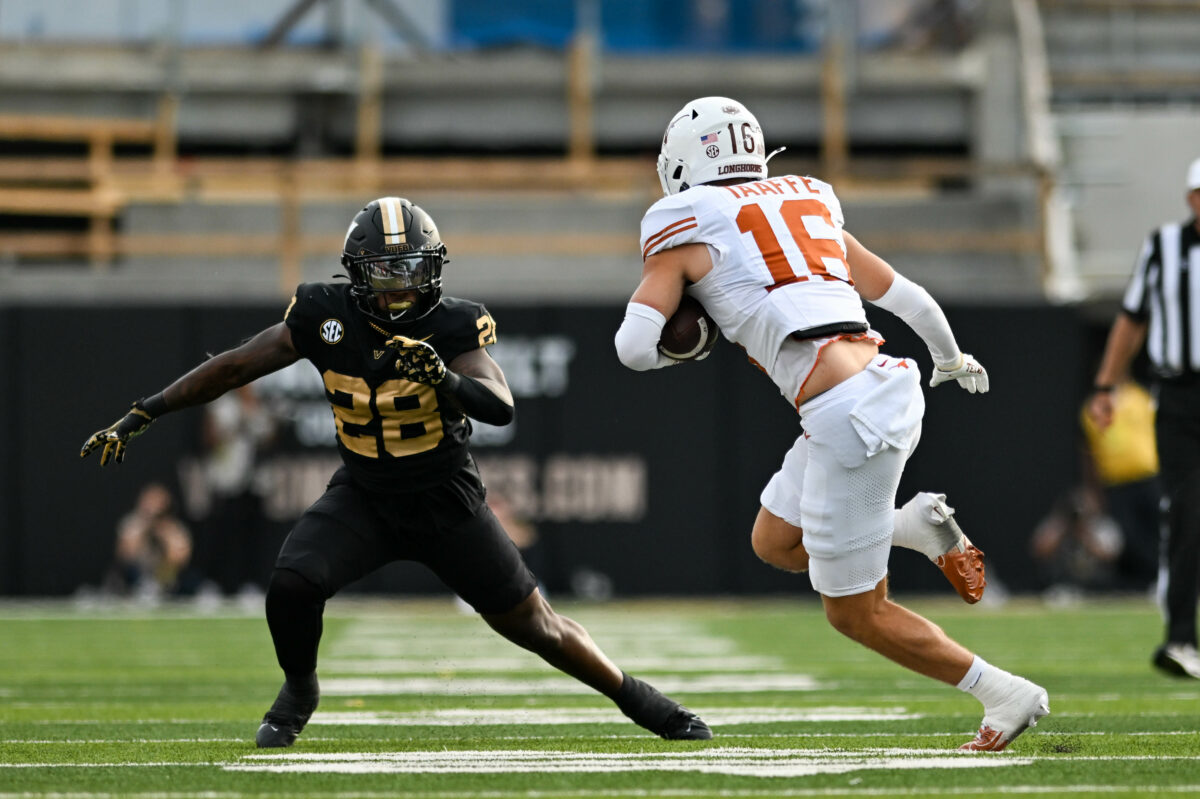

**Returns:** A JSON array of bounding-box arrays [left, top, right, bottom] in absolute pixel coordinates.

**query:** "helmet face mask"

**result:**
[[657, 96, 768, 196], [341, 197, 447, 323]]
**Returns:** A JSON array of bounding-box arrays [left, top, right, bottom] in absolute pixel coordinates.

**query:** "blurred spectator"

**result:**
[[196, 384, 277, 598], [489, 490, 538, 553], [1030, 485, 1125, 597], [1079, 380, 1161, 591], [1032, 381, 1161, 597], [859, 0, 980, 52], [104, 482, 193, 601]]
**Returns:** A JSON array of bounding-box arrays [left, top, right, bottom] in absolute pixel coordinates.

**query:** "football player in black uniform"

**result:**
[[81, 197, 711, 747]]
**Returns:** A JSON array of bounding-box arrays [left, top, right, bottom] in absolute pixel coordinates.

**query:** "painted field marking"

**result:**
[[309, 706, 920, 727], [9, 751, 1195, 774], [229, 746, 1036, 777], [7, 787, 1200, 798], [7, 730, 1200, 745], [320, 673, 820, 696], [329, 618, 725, 653], [320, 655, 785, 674]]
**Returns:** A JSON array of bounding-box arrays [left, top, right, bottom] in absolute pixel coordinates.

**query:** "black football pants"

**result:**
[[1155, 381, 1200, 648]]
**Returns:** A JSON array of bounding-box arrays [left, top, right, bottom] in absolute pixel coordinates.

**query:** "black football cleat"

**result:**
[[614, 673, 713, 740], [255, 679, 319, 748], [657, 706, 713, 740]]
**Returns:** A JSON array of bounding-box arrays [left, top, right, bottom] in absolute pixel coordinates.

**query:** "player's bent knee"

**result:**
[[823, 604, 864, 640], [266, 568, 325, 605], [821, 586, 885, 642], [751, 521, 809, 572], [482, 590, 564, 652]]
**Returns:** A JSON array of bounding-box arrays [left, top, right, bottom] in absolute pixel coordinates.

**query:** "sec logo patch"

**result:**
[[320, 319, 344, 344]]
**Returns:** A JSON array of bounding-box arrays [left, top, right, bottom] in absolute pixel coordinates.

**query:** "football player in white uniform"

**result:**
[[615, 96, 1049, 752]]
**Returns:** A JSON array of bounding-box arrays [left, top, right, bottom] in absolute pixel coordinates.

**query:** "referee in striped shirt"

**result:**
[[1088, 156, 1200, 679]]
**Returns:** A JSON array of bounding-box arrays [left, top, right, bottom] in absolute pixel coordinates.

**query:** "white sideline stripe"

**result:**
[[321, 655, 784, 673], [321, 673, 819, 696], [7, 730, 1200, 745], [236, 750, 1200, 765], [335, 619, 705, 638], [228, 747, 1034, 777], [0, 762, 216, 768], [7, 789, 1200, 799], [15, 714, 1200, 729], [8, 752, 1198, 771], [329, 638, 738, 657], [331, 620, 735, 657], [310, 707, 919, 727], [1, 738, 248, 744], [9, 748, 1200, 767], [16, 710, 1200, 728]]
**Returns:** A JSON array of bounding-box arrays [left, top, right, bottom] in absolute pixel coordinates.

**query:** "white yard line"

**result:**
[[318, 674, 820, 696], [227, 748, 1200, 779], [319, 656, 784, 673], [308, 707, 919, 726], [6, 730, 1200, 745], [4, 788, 1200, 798], [229, 747, 1034, 776]]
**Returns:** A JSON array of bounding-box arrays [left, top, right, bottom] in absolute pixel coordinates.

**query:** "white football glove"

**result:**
[[930, 353, 989, 394]]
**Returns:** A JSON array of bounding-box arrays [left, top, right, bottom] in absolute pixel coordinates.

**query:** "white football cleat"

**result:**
[[1153, 643, 1200, 679], [960, 677, 1049, 752]]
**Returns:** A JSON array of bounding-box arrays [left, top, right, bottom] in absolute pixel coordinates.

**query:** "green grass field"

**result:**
[[0, 594, 1197, 798]]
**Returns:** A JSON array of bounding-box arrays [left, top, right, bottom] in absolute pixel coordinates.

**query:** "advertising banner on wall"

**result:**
[[6, 301, 1085, 598]]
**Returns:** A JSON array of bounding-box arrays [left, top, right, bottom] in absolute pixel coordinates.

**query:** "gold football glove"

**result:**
[[387, 335, 447, 385], [80, 402, 155, 466]]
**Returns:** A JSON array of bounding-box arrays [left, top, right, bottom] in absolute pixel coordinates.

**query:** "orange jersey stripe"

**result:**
[[642, 217, 697, 259]]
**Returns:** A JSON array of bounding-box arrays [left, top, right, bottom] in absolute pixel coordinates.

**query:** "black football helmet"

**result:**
[[341, 197, 448, 323]]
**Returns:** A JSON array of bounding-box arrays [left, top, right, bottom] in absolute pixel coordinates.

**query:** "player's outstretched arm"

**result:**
[[80, 322, 301, 466], [846, 232, 988, 394]]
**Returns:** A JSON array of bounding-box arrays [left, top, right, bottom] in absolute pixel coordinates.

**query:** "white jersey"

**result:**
[[639, 175, 869, 380]]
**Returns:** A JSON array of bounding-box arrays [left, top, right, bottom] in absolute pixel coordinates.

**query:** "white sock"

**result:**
[[958, 655, 1019, 708], [956, 655, 987, 692], [891, 492, 954, 560]]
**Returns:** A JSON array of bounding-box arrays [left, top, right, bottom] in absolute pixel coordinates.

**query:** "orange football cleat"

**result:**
[[937, 541, 987, 604]]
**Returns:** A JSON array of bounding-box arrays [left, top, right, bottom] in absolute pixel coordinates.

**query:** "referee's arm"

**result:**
[[1087, 311, 1149, 430]]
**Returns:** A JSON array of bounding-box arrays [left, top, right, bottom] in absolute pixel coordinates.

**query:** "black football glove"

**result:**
[[80, 402, 155, 466], [387, 335, 447, 385]]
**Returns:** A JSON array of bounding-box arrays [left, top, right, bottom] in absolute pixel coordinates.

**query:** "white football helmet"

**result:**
[[656, 96, 767, 196]]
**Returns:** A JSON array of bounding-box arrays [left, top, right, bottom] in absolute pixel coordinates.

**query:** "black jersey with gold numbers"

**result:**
[[283, 282, 498, 493]]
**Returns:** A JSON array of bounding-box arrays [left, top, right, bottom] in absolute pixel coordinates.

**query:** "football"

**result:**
[[658, 294, 719, 361]]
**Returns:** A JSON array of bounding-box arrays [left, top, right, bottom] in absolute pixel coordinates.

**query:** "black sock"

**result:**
[[265, 568, 326, 680], [614, 672, 676, 729], [284, 670, 319, 696]]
